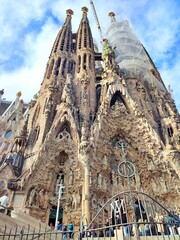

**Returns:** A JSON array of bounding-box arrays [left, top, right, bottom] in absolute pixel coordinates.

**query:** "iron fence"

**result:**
[[0, 191, 180, 239]]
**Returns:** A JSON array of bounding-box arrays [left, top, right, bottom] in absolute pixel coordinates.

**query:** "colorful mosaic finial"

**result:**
[[66, 9, 74, 17], [108, 12, 116, 23]]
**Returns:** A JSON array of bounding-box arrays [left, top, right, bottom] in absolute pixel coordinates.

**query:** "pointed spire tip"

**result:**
[[82, 6, 88, 13], [66, 9, 74, 16]]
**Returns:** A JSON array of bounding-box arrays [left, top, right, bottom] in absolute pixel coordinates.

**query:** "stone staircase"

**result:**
[[0, 210, 51, 239]]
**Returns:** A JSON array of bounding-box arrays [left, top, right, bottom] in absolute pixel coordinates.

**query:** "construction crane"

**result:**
[[89, 0, 104, 41]]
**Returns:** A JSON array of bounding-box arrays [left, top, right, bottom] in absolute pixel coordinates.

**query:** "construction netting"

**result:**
[[107, 19, 166, 91]]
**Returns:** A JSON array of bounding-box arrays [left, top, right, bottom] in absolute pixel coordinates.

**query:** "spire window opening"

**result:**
[[54, 58, 61, 76], [84, 27, 87, 48], [60, 29, 66, 51], [66, 32, 71, 51], [66, 42, 69, 51], [60, 40, 65, 51], [77, 56, 81, 73], [47, 59, 54, 79], [84, 37, 87, 48], [83, 54, 86, 70], [54, 40, 59, 53], [88, 28, 92, 48], [89, 55, 91, 70], [167, 126, 173, 137], [61, 59, 67, 77], [78, 29, 83, 49], [96, 84, 101, 112]]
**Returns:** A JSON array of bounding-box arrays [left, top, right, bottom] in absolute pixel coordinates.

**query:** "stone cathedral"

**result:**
[[0, 7, 180, 226]]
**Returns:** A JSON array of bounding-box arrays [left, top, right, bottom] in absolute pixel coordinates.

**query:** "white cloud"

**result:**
[[0, 17, 58, 102]]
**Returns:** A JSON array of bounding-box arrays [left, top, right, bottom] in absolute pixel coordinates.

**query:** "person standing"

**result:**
[[0, 193, 9, 214], [67, 222, 74, 238]]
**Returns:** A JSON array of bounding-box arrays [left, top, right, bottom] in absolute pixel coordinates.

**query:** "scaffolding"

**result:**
[[107, 19, 166, 91]]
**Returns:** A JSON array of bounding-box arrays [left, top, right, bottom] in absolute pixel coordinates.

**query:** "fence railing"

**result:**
[[1, 191, 180, 240]]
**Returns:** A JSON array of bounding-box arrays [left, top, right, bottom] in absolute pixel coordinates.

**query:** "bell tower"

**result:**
[[26, 9, 75, 147], [75, 7, 96, 140]]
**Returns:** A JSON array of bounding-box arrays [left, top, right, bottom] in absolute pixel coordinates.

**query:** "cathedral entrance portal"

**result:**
[[82, 138, 180, 239]]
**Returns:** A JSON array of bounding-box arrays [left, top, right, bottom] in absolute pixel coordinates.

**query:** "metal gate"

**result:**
[[82, 190, 180, 239]]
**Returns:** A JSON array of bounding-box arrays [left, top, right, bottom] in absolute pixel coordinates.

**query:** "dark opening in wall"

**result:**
[[110, 91, 126, 108], [96, 84, 101, 112], [78, 28, 83, 49], [83, 54, 86, 70], [167, 126, 173, 137], [61, 59, 67, 77], [47, 59, 54, 79], [60, 30, 66, 50], [88, 27, 92, 48], [89, 55, 91, 70], [54, 57, 61, 76], [84, 25, 87, 48], [66, 31, 71, 51]]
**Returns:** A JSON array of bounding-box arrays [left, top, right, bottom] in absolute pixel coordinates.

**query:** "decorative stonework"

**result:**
[[0, 7, 179, 226]]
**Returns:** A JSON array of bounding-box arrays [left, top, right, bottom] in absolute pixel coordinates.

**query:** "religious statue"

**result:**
[[55, 173, 64, 195], [28, 187, 38, 207]]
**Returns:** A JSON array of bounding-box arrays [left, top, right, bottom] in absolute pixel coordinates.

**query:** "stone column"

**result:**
[[84, 160, 90, 224], [79, 143, 91, 224]]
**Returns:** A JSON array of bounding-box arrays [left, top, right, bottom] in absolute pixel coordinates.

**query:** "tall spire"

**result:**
[[44, 9, 74, 81], [76, 6, 94, 73], [52, 9, 74, 54], [77, 7, 94, 51]]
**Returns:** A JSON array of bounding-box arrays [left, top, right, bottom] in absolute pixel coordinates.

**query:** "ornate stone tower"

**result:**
[[0, 8, 179, 227]]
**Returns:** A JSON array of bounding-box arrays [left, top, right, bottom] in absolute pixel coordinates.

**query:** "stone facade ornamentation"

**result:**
[[0, 7, 179, 226]]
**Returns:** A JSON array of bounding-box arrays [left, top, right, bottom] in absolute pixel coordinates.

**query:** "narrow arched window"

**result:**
[[47, 59, 54, 79], [78, 29, 83, 49], [84, 24, 87, 48], [66, 31, 71, 51], [77, 56, 81, 73], [83, 54, 86, 70], [167, 127, 173, 137], [54, 57, 61, 76], [89, 55, 91, 70], [61, 59, 67, 77], [60, 30, 66, 51]]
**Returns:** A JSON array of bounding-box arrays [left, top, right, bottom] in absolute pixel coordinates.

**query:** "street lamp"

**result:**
[[55, 183, 65, 229]]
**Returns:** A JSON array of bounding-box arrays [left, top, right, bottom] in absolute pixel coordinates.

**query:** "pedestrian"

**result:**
[[63, 225, 67, 239], [67, 222, 74, 238], [105, 219, 110, 237], [0, 193, 9, 214], [56, 220, 63, 230], [138, 218, 145, 236], [165, 213, 174, 235]]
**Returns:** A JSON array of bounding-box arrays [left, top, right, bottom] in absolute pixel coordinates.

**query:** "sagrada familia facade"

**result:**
[[0, 7, 179, 226]]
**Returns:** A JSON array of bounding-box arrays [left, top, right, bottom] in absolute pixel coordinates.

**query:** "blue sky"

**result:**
[[0, 0, 179, 111]]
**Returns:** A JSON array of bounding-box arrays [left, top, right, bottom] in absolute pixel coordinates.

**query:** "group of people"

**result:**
[[137, 212, 180, 236], [81, 220, 115, 238], [82, 212, 180, 238], [56, 221, 74, 238], [120, 211, 180, 237]]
